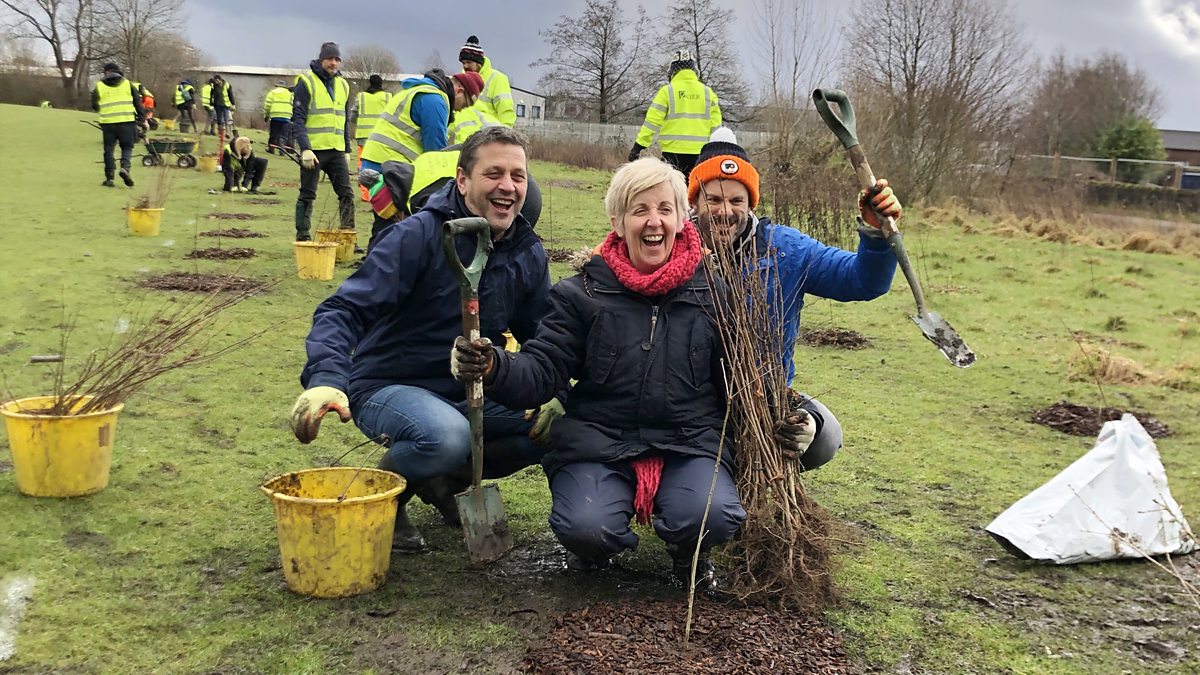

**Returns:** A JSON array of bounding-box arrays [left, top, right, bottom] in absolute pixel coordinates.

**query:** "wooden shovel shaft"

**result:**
[[845, 146, 929, 317], [461, 292, 485, 491]]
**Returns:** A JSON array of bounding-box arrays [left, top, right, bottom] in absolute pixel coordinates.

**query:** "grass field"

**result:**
[[1, 103, 1198, 674]]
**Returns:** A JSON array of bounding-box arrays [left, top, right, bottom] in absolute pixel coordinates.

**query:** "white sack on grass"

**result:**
[[986, 414, 1196, 564]]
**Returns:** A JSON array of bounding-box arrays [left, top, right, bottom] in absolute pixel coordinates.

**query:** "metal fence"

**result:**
[[1021, 154, 1190, 188], [514, 118, 775, 149]]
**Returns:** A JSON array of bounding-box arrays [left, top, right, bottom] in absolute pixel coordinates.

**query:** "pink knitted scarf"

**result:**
[[599, 220, 702, 296]]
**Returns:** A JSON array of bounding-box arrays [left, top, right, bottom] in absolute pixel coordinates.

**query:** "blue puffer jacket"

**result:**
[[301, 183, 551, 411], [749, 216, 897, 384]]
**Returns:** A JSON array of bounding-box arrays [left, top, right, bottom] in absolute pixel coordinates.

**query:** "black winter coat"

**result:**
[[486, 255, 731, 477]]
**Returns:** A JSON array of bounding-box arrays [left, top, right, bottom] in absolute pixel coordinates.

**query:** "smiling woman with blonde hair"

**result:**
[[452, 157, 742, 590]]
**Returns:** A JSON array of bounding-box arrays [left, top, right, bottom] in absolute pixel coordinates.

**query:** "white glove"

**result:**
[[301, 149, 318, 170], [290, 386, 351, 444], [774, 408, 816, 461]]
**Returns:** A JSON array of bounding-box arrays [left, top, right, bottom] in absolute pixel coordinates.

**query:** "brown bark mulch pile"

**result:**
[[184, 247, 257, 260], [524, 598, 857, 675], [245, 198, 281, 206], [544, 247, 579, 263], [199, 228, 266, 238], [207, 212, 257, 220], [800, 327, 871, 350], [269, 181, 298, 188], [1031, 401, 1172, 438], [137, 272, 266, 294]]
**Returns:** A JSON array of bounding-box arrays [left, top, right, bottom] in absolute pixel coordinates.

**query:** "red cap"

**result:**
[[452, 72, 484, 103]]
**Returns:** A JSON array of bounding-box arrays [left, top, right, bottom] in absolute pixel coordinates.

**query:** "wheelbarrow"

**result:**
[[442, 217, 513, 567], [141, 138, 198, 168]]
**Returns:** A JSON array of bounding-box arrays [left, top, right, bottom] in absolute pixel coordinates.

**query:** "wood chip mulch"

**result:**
[[800, 327, 871, 350], [545, 247, 575, 263], [137, 272, 265, 293], [184, 247, 257, 260], [199, 228, 266, 238], [523, 598, 857, 675], [1030, 400, 1172, 438], [207, 212, 257, 220]]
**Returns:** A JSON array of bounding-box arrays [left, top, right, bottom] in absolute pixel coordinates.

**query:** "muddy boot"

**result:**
[[294, 201, 313, 241], [564, 550, 612, 572], [391, 488, 426, 554], [416, 475, 468, 527], [666, 543, 718, 592], [119, 168, 134, 187], [103, 169, 115, 187]]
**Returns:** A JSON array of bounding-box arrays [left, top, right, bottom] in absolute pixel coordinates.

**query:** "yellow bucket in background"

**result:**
[[161, 118, 176, 130], [293, 242, 338, 280], [197, 155, 218, 173], [315, 229, 358, 263], [260, 467, 406, 598], [0, 396, 123, 497], [127, 207, 163, 236]]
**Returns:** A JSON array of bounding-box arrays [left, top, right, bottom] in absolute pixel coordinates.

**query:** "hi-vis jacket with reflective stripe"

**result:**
[[450, 107, 501, 144], [264, 86, 293, 119], [94, 79, 138, 124], [361, 83, 447, 165], [297, 70, 350, 151], [174, 83, 195, 106], [354, 90, 391, 141], [470, 57, 515, 127], [635, 68, 722, 155]]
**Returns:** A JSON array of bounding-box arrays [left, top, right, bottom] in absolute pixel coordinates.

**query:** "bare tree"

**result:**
[[844, 0, 1029, 199], [532, 0, 658, 123], [95, 0, 184, 81], [662, 0, 750, 121], [133, 30, 198, 95], [1021, 51, 1163, 156], [1, 0, 106, 97], [420, 48, 444, 74], [341, 43, 400, 83]]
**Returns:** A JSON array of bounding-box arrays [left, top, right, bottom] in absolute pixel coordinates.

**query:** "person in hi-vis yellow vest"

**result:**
[[628, 50, 722, 176], [458, 35, 515, 126], [91, 62, 145, 187], [263, 80, 294, 154], [352, 74, 391, 200], [291, 41, 356, 242]]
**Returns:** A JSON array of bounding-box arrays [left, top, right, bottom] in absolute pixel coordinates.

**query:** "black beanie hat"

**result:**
[[369, 74, 384, 88], [103, 62, 122, 75], [459, 35, 485, 65], [318, 42, 341, 60]]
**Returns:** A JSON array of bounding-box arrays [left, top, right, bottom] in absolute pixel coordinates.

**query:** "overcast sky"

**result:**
[[183, 0, 1199, 130]]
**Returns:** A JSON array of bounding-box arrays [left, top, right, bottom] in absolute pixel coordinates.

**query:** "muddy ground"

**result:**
[[801, 327, 872, 350], [207, 212, 257, 221], [1031, 400, 1173, 438], [199, 228, 266, 238], [137, 272, 265, 293], [185, 247, 257, 260]]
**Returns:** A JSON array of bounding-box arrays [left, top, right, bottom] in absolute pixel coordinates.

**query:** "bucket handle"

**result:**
[[329, 433, 391, 502]]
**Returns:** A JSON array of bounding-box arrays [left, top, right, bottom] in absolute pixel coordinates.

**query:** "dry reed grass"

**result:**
[[1068, 344, 1160, 386], [527, 136, 625, 172]]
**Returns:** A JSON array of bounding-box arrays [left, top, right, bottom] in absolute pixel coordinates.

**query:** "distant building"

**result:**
[[197, 66, 422, 115], [1159, 129, 1200, 166], [511, 85, 546, 125]]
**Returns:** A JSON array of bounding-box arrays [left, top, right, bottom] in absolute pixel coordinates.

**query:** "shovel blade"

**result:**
[[912, 312, 976, 368], [455, 483, 513, 567]]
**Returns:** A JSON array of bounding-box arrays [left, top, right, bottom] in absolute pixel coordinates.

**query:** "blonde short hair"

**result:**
[[604, 157, 688, 224]]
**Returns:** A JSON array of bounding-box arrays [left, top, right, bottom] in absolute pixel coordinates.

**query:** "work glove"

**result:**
[[774, 408, 816, 461], [450, 336, 495, 384], [525, 398, 565, 445], [627, 142, 646, 163], [290, 386, 351, 444], [858, 178, 902, 229], [300, 149, 318, 170]]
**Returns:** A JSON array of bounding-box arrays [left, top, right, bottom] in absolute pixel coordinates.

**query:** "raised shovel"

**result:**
[[812, 88, 976, 368], [442, 217, 514, 567]]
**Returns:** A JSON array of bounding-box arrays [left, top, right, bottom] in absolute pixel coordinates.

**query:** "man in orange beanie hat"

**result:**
[[689, 127, 903, 472]]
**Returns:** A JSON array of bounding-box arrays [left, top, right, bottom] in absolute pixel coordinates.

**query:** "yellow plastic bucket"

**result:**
[[1, 396, 123, 497], [127, 207, 163, 236], [197, 155, 218, 173], [161, 118, 176, 130], [293, 241, 338, 280], [316, 229, 357, 263], [260, 467, 406, 598]]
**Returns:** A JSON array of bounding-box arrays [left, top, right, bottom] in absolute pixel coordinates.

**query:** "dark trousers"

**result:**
[[662, 152, 699, 176], [101, 122, 137, 177], [267, 119, 291, 151], [176, 105, 195, 132], [548, 455, 746, 562], [223, 156, 268, 191], [296, 148, 355, 235]]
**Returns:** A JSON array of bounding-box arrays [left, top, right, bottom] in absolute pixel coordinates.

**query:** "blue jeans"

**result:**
[[355, 384, 541, 484], [548, 455, 746, 561]]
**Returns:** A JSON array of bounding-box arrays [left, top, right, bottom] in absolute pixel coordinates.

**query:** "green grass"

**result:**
[[1, 103, 1199, 673]]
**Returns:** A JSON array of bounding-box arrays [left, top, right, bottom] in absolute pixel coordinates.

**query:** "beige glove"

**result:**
[[300, 149, 318, 170], [858, 178, 902, 229], [290, 386, 351, 444], [774, 408, 816, 461], [525, 398, 565, 445]]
